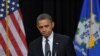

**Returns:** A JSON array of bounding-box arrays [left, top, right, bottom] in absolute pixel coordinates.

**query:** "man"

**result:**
[[28, 13, 76, 56]]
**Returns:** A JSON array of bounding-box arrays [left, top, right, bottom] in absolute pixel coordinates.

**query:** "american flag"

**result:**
[[0, 0, 27, 56]]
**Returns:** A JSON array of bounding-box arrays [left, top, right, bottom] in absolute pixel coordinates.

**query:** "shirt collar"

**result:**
[[42, 31, 54, 42]]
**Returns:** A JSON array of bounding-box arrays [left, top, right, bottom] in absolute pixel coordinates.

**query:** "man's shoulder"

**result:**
[[29, 37, 41, 47], [54, 33, 69, 39], [54, 33, 70, 42]]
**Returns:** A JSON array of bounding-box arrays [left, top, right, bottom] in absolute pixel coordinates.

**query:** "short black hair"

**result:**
[[36, 13, 53, 24]]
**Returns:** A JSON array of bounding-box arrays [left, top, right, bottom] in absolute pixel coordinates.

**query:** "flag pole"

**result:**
[[90, 0, 92, 15], [89, 0, 95, 48], [5, 0, 10, 56]]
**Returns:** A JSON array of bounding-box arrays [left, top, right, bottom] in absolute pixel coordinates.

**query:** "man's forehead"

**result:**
[[39, 18, 52, 21], [37, 20, 50, 25], [38, 19, 52, 24]]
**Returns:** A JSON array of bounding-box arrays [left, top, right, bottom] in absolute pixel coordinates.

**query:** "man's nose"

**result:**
[[42, 27, 46, 32]]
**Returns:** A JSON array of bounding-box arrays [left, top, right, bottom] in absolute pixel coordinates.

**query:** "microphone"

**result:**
[[54, 42, 59, 56], [47, 51, 51, 56], [54, 51, 57, 56]]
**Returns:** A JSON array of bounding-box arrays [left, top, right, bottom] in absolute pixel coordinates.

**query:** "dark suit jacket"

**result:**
[[28, 33, 76, 56]]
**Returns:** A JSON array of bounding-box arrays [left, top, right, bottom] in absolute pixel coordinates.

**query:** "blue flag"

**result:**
[[73, 0, 100, 56]]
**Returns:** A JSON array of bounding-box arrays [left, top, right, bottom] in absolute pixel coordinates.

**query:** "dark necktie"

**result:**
[[45, 38, 51, 56]]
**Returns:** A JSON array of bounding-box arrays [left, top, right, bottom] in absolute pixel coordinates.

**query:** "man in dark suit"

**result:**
[[28, 13, 76, 56]]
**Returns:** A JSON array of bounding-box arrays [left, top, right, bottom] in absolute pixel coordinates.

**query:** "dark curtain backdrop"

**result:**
[[19, 0, 83, 47]]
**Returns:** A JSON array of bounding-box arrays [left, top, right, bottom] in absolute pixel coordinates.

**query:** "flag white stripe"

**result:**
[[14, 10, 25, 36], [0, 45, 6, 56], [0, 23, 17, 56], [7, 16, 27, 56]]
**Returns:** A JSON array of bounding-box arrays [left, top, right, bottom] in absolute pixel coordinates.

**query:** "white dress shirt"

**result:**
[[42, 32, 54, 56]]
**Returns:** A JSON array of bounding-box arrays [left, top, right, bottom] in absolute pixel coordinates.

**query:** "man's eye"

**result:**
[[39, 26, 43, 29], [45, 25, 49, 27]]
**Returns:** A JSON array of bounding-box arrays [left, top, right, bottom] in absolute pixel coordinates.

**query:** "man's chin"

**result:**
[[42, 34, 49, 38]]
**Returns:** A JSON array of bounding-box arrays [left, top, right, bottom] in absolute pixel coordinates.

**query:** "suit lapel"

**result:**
[[38, 37, 44, 56], [52, 34, 59, 56]]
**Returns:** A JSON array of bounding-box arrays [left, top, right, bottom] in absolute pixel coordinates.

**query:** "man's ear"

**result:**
[[52, 22, 55, 28]]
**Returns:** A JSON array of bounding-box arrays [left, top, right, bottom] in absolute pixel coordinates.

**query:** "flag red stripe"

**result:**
[[9, 13, 28, 50], [1, 20, 23, 56], [0, 34, 12, 56]]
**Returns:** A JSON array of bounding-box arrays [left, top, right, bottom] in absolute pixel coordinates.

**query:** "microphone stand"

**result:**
[[54, 42, 59, 56], [54, 52, 57, 56], [47, 51, 51, 56]]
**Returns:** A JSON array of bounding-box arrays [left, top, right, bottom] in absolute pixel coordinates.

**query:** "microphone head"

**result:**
[[56, 42, 59, 45]]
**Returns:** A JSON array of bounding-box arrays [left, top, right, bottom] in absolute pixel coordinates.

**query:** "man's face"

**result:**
[[37, 19, 54, 37]]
